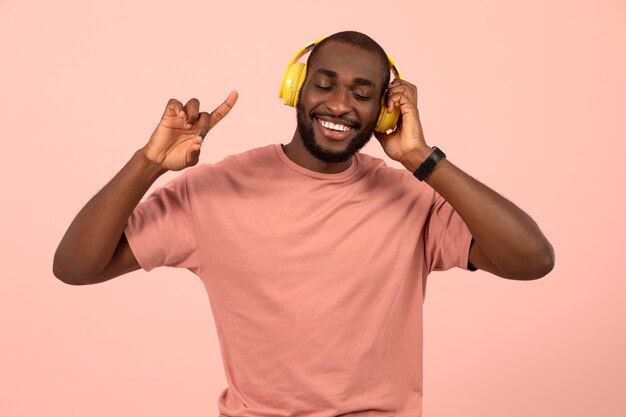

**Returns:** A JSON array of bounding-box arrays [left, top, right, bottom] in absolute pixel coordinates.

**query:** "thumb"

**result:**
[[185, 142, 202, 167]]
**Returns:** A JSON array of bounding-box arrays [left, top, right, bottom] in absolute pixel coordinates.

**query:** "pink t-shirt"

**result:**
[[125, 144, 473, 417]]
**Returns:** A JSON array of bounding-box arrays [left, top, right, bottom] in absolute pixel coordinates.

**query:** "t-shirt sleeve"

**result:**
[[124, 171, 199, 273], [423, 192, 474, 273]]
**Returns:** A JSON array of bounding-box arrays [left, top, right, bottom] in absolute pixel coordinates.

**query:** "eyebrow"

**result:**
[[315, 68, 377, 88]]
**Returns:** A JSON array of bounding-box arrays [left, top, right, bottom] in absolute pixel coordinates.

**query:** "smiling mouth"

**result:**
[[318, 119, 351, 132], [314, 117, 355, 141]]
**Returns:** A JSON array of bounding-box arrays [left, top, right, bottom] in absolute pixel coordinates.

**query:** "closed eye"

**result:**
[[353, 92, 372, 101], [315, 84, 332, 91]]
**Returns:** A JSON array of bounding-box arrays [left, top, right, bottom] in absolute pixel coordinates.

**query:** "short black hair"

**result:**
[[305, 31, 391, 98]]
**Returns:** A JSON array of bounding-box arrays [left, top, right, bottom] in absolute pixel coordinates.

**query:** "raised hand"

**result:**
[[374, 80, 430, 171], [142, 91, 238, 171]]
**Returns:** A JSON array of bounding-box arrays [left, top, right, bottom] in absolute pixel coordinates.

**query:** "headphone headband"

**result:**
[[279, 36, 402, 133], [285, 37, 401, 79]]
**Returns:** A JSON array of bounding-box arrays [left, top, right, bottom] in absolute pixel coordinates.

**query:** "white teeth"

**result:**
[[319, 119, 351, 132]]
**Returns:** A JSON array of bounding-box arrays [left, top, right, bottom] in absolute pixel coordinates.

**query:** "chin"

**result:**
[[296, 105, 374, 164], [302, 126, 371, 163]]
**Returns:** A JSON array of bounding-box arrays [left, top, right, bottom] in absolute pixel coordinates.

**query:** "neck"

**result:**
[[282, 132, 353, 174]]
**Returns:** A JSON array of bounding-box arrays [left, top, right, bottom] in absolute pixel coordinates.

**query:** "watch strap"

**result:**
[[413, 146, 446, 181]]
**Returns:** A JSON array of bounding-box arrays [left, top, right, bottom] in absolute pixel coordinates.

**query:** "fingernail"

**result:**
[[186, 123, 192, 129], [195, 134, 203, 142], [179, 110, 185, 117]]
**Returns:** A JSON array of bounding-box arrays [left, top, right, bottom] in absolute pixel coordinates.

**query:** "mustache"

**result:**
[[311, 112, 361, 129]]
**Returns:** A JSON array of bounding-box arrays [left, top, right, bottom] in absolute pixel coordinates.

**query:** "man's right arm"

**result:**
[[53, 93, 238, 285], [53, 151, 165, 285]]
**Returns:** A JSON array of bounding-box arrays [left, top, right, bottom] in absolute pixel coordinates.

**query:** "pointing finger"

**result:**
[[208, 91, 238, 130]]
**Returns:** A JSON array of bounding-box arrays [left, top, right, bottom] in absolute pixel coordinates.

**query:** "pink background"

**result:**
[[1, 0, 625, 416]]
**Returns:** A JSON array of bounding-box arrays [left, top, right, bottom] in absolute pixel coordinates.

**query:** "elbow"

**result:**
[[53, 262, 80, 286], [514, 241, 556, 280], [534, 239, 556, 278], [52, 251, 69, 283], [53, 251, 90, 286], [537, 246, 555, 278], [540, 246, 556, 277], [525, 252, 555, 280]]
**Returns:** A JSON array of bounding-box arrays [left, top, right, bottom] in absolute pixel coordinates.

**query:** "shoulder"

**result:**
[[356, 152, 434, 196], [355, 152, 440, 209], [351, 153, 439, 219], [219, 144, 277, 166], [356, 152, 410, 181], [204, 144, 275, 170], [186, 144, 276, 176], [181, 144, 281, 195]]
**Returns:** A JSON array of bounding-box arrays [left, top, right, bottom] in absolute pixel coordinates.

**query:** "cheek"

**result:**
[[359, 103, 381, 125], [299, 83, 320, 103], [298, 92, 318, 114]]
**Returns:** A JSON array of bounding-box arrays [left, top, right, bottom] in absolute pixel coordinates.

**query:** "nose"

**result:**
[[324, 88, 352, 115]]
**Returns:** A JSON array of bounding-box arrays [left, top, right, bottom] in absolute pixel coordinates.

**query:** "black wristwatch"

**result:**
[[413, 147, 446, 181]]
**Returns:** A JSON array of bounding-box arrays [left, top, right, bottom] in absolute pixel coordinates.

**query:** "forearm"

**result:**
[[53, 149, 166, 283], [402, 148, 555, 279], [376, 79, 553, 278]]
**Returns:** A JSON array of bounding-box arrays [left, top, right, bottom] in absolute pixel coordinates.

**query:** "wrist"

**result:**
[[410, 146, 447, 181], [400, 146, 433, 172], [135, 148, 168, 180]]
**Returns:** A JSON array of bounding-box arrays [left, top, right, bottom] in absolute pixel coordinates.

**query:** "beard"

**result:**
[[296, 100, 376, 163]]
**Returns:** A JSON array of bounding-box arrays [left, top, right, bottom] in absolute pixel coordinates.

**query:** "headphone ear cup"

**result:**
[[375, 98, 400, 133], [279, 63, 307, 107]]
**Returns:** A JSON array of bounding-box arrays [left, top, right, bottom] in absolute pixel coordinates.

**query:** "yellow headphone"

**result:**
[[278, 37, 402, 133]]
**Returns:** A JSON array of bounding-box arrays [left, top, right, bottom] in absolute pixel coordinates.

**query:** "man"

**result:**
[[54, 31, 554, 417]]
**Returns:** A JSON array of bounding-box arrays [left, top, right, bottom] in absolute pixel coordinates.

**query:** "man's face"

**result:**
[[296, 42, 386, 163]]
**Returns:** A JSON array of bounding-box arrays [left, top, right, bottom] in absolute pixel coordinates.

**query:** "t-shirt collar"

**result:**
[[274, 143, 360, 180]]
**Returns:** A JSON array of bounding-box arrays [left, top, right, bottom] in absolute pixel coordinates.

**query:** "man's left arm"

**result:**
[[376, 79, 555, 280]]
